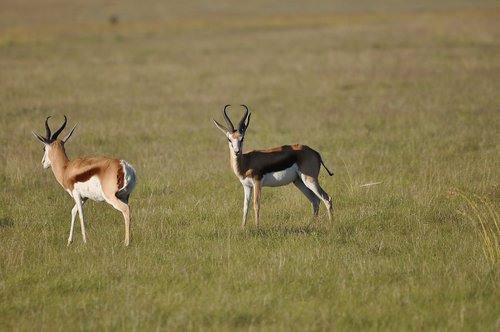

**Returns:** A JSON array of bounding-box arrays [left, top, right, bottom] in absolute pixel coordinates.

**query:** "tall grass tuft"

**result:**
[[452, 189, 500, 265]]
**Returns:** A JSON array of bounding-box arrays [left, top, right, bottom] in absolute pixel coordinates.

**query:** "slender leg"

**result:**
[[293, 179, 320, 217], [242, 185, 253, 228], [68, 198, 87, 245], [68, 204, 78, 245], [300, 174, 333, 222], [106, 196, 131, 246], [253, 180, 262, 226], [72, 192, 87, 243], [122, 205, 130, 246]]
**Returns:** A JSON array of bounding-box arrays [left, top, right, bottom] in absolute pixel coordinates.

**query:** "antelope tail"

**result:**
[[321, 159, 334, 176]]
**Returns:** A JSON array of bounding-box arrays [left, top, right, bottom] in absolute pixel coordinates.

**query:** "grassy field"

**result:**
[[1, 0, 499, 330]]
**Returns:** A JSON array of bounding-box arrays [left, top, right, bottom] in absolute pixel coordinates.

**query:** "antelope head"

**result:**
[[33, 115, 76, 168], [213, 105, 251, 154]]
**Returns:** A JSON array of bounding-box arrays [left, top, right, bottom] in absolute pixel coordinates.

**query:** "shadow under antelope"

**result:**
[[33, 116, 137, 246], [213, 105, 334, 227]]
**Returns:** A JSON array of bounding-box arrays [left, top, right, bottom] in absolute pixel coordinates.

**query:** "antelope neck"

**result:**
[[49, 141, 70, 188], [229, 148, 245, 179]]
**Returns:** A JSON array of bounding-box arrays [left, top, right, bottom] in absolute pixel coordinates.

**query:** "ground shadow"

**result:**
[[0, 217, 14, 228], [245, 222, 331, 238]]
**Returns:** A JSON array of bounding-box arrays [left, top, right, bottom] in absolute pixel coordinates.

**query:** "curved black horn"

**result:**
[[51, 115, 67, 139], [238, 105, 249, 131], [223, 104, 235, 132], [44, 116, 52, 139]]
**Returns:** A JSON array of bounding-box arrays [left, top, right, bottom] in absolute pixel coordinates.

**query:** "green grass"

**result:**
[[1, 1, 499, 331]]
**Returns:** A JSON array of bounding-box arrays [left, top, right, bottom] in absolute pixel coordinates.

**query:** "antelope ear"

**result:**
[[62, 124, 77, 143], [33, 131, 49, 144], [213, 119, 229, 134]]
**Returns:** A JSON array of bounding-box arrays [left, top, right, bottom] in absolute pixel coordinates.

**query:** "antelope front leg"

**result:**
[[68, 198, 87, 246], [253, 180, 262, 227], [242, 185, 252, 228], [73, 192, 87, 243]]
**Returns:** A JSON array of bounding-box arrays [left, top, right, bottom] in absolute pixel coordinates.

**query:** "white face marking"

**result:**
[[261, 164, 299, 187], [74, 176, 106, 202], [227, 132, 243, 154], [42, 145, 51, 169]]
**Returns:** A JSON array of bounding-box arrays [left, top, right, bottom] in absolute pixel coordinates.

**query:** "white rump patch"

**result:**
[[118, 160, 137, 194], [262, 164, 299, 187], [74, 176, 106, 202]]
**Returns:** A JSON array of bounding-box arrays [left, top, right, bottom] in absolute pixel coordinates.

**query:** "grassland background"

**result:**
[[0, 0, 499, 331]]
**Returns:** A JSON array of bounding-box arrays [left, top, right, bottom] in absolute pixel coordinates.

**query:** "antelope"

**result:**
[[33, 116, 137, 246], [213, 105, 334, 227]]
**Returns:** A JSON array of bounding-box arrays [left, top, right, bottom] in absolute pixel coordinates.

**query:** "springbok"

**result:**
[[213, 105, 334, 227], [33, 116, 137, 246]]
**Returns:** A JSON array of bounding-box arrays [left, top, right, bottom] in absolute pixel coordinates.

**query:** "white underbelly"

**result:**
[[74, 176, 106, 201], [262, 164, 299, 187]]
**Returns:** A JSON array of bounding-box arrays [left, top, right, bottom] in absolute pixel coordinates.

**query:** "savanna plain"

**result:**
[[0, 0, 499, 331]]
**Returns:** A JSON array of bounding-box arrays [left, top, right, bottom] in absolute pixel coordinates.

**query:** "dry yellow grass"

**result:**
[[0, 0, 499, 330]]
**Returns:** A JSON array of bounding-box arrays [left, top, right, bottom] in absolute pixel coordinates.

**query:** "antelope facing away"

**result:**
[[213, 105, 334, 227], [33, 116, 137, 246]]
